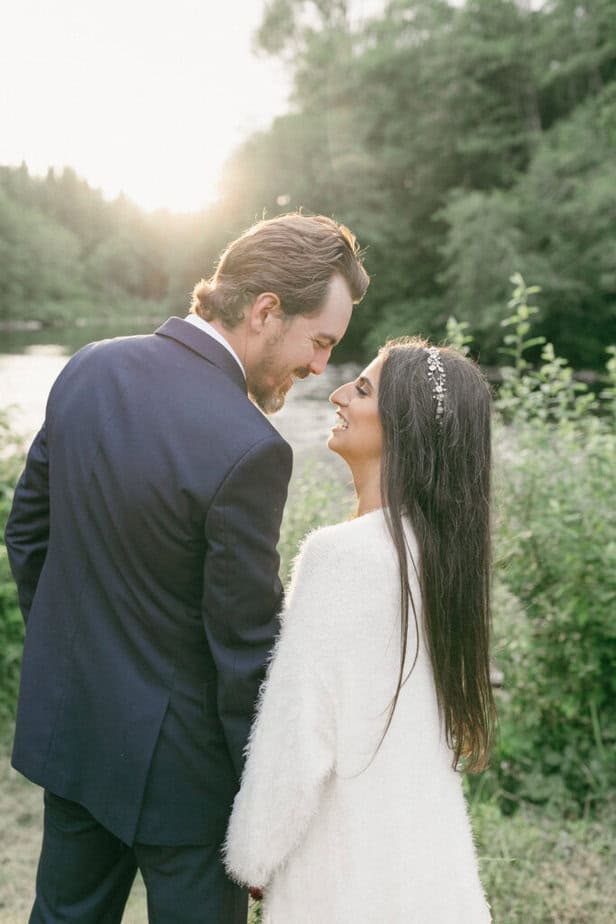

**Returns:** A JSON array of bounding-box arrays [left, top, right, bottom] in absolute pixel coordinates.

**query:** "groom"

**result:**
[[5, 213, 369, 923]]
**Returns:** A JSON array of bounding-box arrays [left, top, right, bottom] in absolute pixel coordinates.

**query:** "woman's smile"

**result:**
[[327, 354, 384, 466], [331, 412, 349, 431]]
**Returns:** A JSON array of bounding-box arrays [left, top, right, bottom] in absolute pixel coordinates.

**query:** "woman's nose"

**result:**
[[329, 383, 350, 406]]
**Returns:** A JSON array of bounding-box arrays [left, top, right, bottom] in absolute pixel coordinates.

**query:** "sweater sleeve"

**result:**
[[223, 530, 337, 888]]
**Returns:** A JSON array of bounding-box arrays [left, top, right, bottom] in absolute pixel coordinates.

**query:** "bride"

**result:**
[[224, 337, 494, 923]]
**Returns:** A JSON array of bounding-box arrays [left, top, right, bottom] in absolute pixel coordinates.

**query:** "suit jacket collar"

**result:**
[[155, 317, 247, 393]]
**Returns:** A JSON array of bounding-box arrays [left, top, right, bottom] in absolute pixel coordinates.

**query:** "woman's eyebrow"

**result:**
[[357, 375, 373, 391]]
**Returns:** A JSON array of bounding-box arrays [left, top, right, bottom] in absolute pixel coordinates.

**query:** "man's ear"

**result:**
[[247, 292, 282, 334]]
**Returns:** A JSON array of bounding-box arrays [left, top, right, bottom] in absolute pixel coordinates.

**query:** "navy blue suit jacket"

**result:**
[[5, 318, 293, 846]]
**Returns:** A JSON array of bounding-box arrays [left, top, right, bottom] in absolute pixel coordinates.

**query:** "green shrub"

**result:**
[[485, 276, 616, 812], [0, 414, 25, 735], [492, 416, 616, 811]]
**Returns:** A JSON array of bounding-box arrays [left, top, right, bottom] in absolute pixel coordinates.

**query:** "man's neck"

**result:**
[[207, 317, 237, 347], [209, 318, 250, 373], [186, 314, 246, 376]]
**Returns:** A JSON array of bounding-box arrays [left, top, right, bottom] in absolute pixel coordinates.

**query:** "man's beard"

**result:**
[[249, 372, 309, 415], [246, 338, 310, 414], [249, 382, 287, 415]]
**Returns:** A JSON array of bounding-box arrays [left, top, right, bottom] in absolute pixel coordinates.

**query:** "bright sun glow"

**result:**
[[1, 0, 291, 212]]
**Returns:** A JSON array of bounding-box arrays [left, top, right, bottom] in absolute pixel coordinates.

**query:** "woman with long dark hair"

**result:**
[[224, 337, 494, 922]]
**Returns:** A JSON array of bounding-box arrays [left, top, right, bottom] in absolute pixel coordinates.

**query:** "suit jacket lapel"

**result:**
[[155, 317, 247, 393]]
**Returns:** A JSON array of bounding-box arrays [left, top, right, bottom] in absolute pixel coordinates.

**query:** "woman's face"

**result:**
[[328, 353, 384, 465]]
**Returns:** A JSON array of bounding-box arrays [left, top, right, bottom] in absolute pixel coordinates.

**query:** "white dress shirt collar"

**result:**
[[183, 314, 245, 378]]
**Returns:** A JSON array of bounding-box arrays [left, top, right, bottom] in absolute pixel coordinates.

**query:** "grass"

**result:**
[[473, 799, 616, 923], [2, 748, 614, 923], [0, 753, 146, 923]]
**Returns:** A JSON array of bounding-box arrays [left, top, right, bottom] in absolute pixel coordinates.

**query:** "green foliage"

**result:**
[[0, 165, 214, 324], [278, 459, 354, 583], [492, 422, 616, 811], [248, 896, 263, 923], [497, 273, 598, 423], [484, 276, 616, 813], [439, 83, 616, 367], [490, 425, 614, 805], [472, 799, 616, 923], [363, 297, 445, 356], [216, 0, 616, 366], [444, 316, 473, 356], [0, 414, 25, 735], [0, 186, 86, 320], [600, 345, 616, 407], [437, 191, 526, 349]]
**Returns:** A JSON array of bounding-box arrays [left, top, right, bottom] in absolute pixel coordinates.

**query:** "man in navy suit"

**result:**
[[5, 213, 369, 923]]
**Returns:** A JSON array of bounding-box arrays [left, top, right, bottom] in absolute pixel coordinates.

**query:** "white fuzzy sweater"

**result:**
[[224, 510, 491, 923]]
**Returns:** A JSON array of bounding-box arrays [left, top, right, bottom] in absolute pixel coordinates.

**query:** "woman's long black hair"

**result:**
[[377, 337, 495, 772]]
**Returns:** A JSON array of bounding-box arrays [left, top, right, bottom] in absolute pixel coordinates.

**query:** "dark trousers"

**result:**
[[30, 790, 247, 924]]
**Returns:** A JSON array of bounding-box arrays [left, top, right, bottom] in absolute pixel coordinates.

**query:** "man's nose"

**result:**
[[309, 351, 330, 376]]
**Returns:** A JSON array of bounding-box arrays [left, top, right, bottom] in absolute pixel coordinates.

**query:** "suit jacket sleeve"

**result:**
[[202, 434, 293, 780], [223, 530, 337, 888], [5, 424, 50, 623]]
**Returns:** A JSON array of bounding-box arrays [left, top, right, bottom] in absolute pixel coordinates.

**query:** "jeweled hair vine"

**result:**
[[424, 347, 447, 424]]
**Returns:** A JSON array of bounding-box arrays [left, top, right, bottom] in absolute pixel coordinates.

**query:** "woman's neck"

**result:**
[[350, 461, 383, 517]]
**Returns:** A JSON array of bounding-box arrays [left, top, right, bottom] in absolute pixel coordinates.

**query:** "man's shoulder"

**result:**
[[204, 379, 289, 449], [58, 329, 157, 370], [51, 330, 288, 446], [177, 366, 292, 476]]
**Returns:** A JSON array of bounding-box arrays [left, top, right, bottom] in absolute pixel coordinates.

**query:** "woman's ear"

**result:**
[[247, 292, 282, 334]]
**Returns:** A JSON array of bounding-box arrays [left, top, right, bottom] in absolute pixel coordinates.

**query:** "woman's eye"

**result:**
[[355, 384, 368, 397]]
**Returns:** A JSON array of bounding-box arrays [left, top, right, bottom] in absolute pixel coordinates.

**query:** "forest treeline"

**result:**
[[1, 0, 615, 367]]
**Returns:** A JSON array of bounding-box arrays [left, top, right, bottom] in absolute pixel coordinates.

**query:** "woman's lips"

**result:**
[[331, 413, 349, 431]]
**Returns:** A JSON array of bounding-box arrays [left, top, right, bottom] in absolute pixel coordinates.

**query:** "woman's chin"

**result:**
[[327, 432, 341, 454], [327, 431, 348, 460]]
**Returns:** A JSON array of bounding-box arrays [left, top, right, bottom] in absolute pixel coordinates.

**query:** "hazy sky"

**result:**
[[1, 0, 384, 213]]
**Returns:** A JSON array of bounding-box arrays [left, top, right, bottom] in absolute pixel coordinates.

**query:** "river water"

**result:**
[[0, 319, 359, 489]]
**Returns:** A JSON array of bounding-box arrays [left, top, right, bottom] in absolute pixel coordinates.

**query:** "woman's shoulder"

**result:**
[[301, 508, 416, 555], [291, 508, 413, 590], [301, 508, 389, 553]]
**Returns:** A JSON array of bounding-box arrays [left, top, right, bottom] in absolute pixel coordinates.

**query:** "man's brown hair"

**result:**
[[190, 213, 369, 328]]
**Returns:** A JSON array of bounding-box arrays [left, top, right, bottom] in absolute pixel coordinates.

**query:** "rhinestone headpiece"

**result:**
[[424, 347, 446, 424]]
